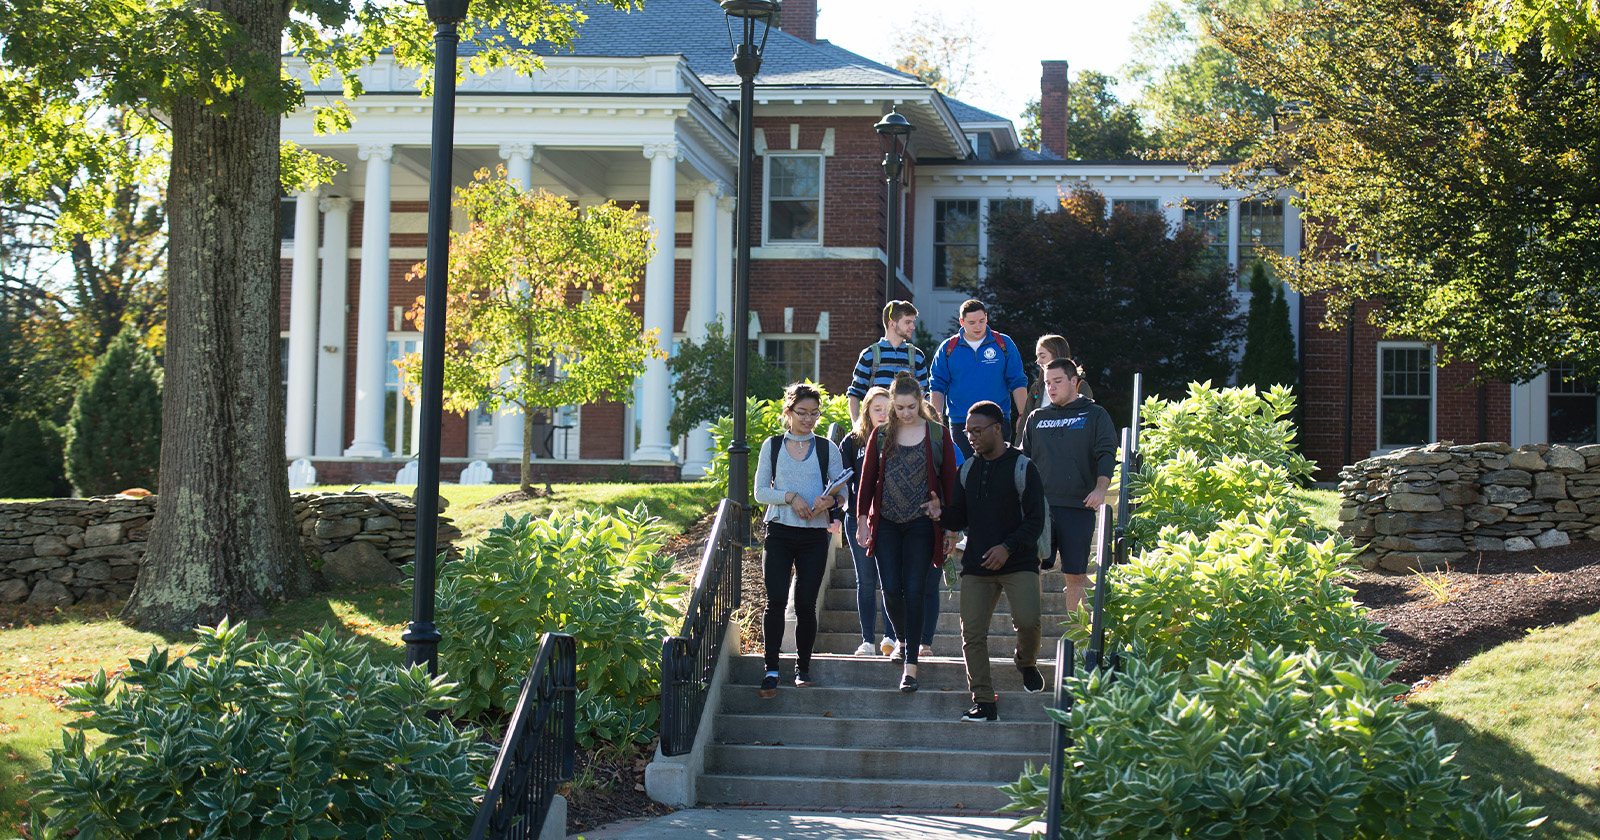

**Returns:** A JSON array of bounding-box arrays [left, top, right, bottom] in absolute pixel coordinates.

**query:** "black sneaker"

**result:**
[[794, 669, 814, 687], [1019, 665, 1045, 694], [899, 674, 918, 693], [962, 701, 998, 721], [759, 674, 778, 699]]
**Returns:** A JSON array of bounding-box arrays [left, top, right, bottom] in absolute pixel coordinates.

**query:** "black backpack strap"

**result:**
[[766, 435, 782, 488], [817, 437, 830, 483]]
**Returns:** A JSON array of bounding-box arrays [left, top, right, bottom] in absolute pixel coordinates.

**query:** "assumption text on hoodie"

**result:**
[[1020, 396, 1118, 510]]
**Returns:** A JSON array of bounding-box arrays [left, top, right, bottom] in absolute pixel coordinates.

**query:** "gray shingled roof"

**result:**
[[944, 97, 1009, 124], [474, 0, 928, 88]]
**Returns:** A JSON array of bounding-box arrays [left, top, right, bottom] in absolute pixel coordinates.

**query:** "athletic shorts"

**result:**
[[1049, 505, 1097, 576]]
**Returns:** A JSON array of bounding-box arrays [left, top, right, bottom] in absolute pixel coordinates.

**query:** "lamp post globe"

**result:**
[[722, 0, 779, 541], [874, 107, 915, 304]]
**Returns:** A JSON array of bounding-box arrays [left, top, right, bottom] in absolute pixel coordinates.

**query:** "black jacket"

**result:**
[[940, 446, 1047, 576]]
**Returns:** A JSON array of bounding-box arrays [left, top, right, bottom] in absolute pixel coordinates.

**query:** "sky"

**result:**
[[814, 0, 1158, 128]]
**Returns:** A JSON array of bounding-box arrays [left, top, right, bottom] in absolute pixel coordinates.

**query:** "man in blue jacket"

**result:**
[[930, 299, 1029, 459]]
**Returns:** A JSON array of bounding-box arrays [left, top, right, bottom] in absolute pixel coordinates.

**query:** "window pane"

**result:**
[[769, 199, 820, 241], [280, 198, 297, 242], [1549, 362, 1597, 444], [1112, 198, 1160, 216], [281, 337, 290, 408], [1182, 199, 1229, 271], [989, 199, 1033, 219], [763, 339, 817, 383], [1240, 198, 1284, 278], [1381, 398, 1431, 448], [935, 200, 980, 288], [1380, 346, 1433, 449], [769, 157, 820, 199]]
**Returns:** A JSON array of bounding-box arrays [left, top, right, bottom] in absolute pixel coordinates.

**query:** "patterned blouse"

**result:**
[[880, 442, 930, 523]]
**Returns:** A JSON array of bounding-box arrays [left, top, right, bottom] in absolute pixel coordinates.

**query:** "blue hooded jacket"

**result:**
[[929, 328, 1029, 423]]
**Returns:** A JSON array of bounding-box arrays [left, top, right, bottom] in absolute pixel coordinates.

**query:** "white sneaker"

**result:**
[[853, 641, 876, 656], [890, 641, 905, 664], [880, 637, 895, 656]]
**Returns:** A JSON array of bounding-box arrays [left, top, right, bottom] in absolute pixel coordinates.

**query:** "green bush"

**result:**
[[1139, 381, 1313, 478], [667, 318, 788, 441], [0, 414, 70, 498], [31, 620, 486, 840], [1003, 645, 1545, 839], [1077, 509, 1383, 673], [432, 504, 687, 747], [1237, 262, 1300, 393], [66, 327, 162, 495], [704, 387, 851, 495], [1129, 449, 1310, 544]]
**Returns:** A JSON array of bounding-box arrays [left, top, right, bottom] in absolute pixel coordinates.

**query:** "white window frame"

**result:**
[[279, 332, 291, 412], [758, 332, 822, 383], [1109, 197, 1162, 217], [387, 332, 425, 458], [1375, 341, 1437, 454], [932, 197, 982, 289], [762, 153, 825, 246]]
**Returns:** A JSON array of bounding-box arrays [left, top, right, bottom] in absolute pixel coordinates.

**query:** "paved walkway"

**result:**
[[568, 808, 1046, 839]]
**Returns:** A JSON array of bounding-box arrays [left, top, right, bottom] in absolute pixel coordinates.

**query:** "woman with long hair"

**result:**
[[752, 382, 845, 698], [856, 372, 958, 692], [841, 386, 892, 656]]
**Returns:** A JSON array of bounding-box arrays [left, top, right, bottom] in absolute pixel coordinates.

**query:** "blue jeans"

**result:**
[[845, 515, 890, 644], [874, 516, 934, 665]]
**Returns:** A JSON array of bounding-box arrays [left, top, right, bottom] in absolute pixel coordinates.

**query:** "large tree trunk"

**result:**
[[122, 0, 318, 631]]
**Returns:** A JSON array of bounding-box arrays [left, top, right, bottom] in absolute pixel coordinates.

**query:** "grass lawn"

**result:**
[[314, 482, 711, 543], [1294, 486, 1341, 537], [1412, 610, 1600, 839]]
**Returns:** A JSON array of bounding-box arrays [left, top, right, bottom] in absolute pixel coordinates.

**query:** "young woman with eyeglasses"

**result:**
[[856, 372, 958, 692], [751, 382, 845, 698]]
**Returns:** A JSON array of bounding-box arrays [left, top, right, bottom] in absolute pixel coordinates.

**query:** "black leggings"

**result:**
[[763, 522, 832, 671]]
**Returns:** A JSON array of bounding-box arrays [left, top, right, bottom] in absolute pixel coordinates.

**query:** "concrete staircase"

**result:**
[[695, 545, 1078, 811]]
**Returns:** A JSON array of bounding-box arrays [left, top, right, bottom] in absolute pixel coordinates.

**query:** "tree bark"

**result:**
[[121, 0, 318, 631]]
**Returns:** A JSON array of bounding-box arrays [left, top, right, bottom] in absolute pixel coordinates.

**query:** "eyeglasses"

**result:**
[[791, 410, 821, 420], [962, 422, 999, 437]]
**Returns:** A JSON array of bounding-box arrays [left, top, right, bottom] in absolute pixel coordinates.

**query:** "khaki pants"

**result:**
[[958, 571, 1042, 703]]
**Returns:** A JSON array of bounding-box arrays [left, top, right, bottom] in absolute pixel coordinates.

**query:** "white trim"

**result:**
[[762, 152, 824, 246], [1374, 341, 1437, 454]]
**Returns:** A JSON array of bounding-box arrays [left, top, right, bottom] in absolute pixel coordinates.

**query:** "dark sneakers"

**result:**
[[794, 669, 814, 687], [899, 674, 918, 693], [759, 674, 778, 699], [962, 701, 998, 722], [1019, 665, 1045, 694]]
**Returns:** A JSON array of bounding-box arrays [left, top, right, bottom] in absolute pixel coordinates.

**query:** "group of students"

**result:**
[[752, 299, 1118, 722]]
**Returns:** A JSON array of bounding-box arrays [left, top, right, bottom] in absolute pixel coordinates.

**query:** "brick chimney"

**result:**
[[778, 0, 818, 43], [1039, 60, 1070, 159]]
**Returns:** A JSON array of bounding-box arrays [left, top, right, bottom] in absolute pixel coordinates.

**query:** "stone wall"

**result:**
[[0, 492, 459, 607], [1338, 442, 1600, 572]]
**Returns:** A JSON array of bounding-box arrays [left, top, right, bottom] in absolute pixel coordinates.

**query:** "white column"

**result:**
[[345, 145, 394, 458], [489, 142, 537, 459], [1227, 198, 1242, 275], [284, 187, 321, 458], [682, 182, 722, 477], [632, 140, 680, 463], [715, 195, 735, 328], [500, 142, 535, 190], [314, 196, 352, 457]]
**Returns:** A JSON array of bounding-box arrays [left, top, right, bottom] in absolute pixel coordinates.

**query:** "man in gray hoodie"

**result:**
[[1020, 358, 1117, 611]]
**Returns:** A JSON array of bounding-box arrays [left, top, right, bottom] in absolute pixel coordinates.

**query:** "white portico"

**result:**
[[280, 54, 736, 468]]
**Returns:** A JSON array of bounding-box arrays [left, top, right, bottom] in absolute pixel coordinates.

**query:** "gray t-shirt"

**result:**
[[753, 435, 846, 529]]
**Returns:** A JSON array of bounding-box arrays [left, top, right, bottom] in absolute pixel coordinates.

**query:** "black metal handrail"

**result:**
[[660, 497, 743, 757], [469, 632, 577, 840], [1046, 373, 1144, 839]]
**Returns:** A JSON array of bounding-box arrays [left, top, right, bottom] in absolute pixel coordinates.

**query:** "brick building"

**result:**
[[277, 0, 1567, 485]]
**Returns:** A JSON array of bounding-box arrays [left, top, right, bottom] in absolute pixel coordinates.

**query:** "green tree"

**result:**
[[1460, 0, 1600, 63], [401, 169, 660, 494], [979, 186, 1241, 424], [65, 326, 162, 496], [0, 0, 633, 631], [1021, 70, 1153, 159], [0, 414, 70, 499], [667, 318, 787, 442], [1237, 261, 1298, 391], [1206, 0, 1600, 384]]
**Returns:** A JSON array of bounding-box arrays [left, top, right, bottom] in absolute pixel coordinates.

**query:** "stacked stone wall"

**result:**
[[0, 492, 458, 607], [1338, 442, 1600, 572]]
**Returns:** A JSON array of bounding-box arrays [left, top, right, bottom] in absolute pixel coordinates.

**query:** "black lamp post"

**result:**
[[721, 0, 779, 538], [404, 0, 471, 675], [874, 107, 914, 304]]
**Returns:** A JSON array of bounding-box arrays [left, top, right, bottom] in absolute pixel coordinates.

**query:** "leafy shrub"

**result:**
[[1138, 381, 1313, 478], [1129, 449, 1310, 544], [704, 386, 851, 494], [1076, 509, 1383, 673], [31, 620, 486, 840], [0, 414, 70, 498], [433, 503, 687, 747], [667, 318, 788, 441], [1003, 645, 1545, 839], [66, 326, 162, 495]]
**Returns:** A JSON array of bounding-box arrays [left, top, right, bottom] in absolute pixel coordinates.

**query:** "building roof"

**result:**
[[479, 0, 928, 89], [943, 98, 1009, 125]]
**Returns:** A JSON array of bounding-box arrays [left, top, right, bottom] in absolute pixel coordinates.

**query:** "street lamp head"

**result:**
[[875, 107, 915, 180], [873, 108, 915, 139], [723, 0, 780, 80], [421, 0, 471, 24]]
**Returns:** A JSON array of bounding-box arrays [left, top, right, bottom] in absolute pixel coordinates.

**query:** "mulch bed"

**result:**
[[1349, 541, 1600, 685], [565, 747, 673, 834]]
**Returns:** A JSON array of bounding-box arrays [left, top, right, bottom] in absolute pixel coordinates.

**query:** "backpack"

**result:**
[[765, 435, 842, 522], [869, 342, 925, 382], [958, 451, 1052, 561], [872, 421, 945, 474], [941, 331, 1011, 359]]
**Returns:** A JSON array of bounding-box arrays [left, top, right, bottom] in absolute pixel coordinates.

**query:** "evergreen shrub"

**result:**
[[0, 414, 70, 498], [1237, 262, 1300, 392], [1002, 646, 1545, 839], [666, 319, 788, 442], [66, 327, 162, 495], [431, 504, 687, 747], [31, 620, 486, 840]]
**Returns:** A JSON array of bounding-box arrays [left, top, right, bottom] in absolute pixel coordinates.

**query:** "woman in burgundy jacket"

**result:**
[[856, 372, 959, 692]]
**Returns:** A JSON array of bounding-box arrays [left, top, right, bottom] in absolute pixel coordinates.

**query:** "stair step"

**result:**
[[829, 566, 1086, 589], [715, 712, 1050, 752], [706, 742, 1040, 782], [730, 654, 1060, 693], [824, 587, 1080, 613], [816, 608, 1074, 636], [695, 773, 1019, 811], [808, 631, 1059, 659], [720, 682, 1055, 722]]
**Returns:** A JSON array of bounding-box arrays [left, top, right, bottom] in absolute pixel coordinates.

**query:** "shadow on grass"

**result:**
[[1420, 707, 1600, 839], [0, 725, 50, 837], [0, 600, 193, 644], [253, 584, 407, 667]]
